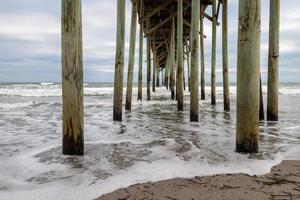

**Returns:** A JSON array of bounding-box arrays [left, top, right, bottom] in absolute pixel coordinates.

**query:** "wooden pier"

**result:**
[[61, 0, 281, 155]]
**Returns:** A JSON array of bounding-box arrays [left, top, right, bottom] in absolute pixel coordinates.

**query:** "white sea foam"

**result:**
[[0, 84, 299, 200], [0, 84, 299, 97]]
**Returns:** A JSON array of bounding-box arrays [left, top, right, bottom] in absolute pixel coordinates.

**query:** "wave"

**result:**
[[40, 82, 54, 86], [0, 85, 299, 97]]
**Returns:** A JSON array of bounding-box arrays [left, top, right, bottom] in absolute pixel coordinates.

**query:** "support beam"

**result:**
[[267, 0, 280, 121], [125, 4, 137, 111], [200, 3, 206, 100], [211, 0, 217, 105], [147, 35, 151, 100], [141, 0, 173, 22], [222, 0, 230, 110], [156, 67, 160, 87], [62, 0, 84, 155], [260, 76, 265, 121], [152, 48, 156, 92], [170, 16, 176, 100], [177, 0, 184, 111], [190, 0, 200, 122], [137, 24, 143, 101], [162, 69, 165, 87], [236, 0, 261, 153]]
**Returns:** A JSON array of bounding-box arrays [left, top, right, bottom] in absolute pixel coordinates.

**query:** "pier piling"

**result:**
[[222, 0, 230, 111], [211, 0, 217, 106], [176, 0, 184, 111], [236, 0, 261, 153], [190, 0, 200, 122], [125, 3, 137, 111], [267, 0, 280, 121], [113, 0, 126, 121], [62, 0, 84, 155]]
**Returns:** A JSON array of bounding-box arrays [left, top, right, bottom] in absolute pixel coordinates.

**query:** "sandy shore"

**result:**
[[97, 160, 300, 200]]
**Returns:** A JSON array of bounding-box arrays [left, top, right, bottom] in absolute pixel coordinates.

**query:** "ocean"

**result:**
[[0, 82, 299, 200]]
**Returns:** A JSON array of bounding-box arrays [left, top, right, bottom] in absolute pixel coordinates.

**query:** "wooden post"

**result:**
[[137, 24, 143, 101], [190, 0, 200, 122], [165, 51, 170, 90], [236, 0, 261, 153], [161, 69, 164, 87], [125, 3, 137, 111], [152, 49, 156, 92], [267, 0, 280, 121], [187, 43, 191, 92], [62, 0, 84, 155], [260, 77, 265, 121], [176, 0, 184, 111], [211, 0, 217, 105], [222, 0, 230, 110], [200, 4, 205, 100], [156, 67, 160, 87], [183, 65, 186, 91], [146, 30, 151, 100], [170, 16, 176, 100], [113, 0, 126, 121]]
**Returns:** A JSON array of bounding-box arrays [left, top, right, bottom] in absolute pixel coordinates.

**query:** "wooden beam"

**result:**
[[125, 4, 138, 111], [236, 0, 261, 153], [211, 0, 217, 105], [137, 23, 143, 101], [190, 0, 200, 122], [267, 0, 280, 121], [170, 16, 176, 100], [62, 0, 84, 155], [137, 1, 143, 101], [177, 0, 184, 111], [113, 0, 126, 121], [200, 3, 206, 100], [141, 0, 173, 22], [222, 0, 230, 110], [183, 20, 207, 38]]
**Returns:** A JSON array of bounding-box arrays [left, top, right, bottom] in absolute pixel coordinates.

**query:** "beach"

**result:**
[[98, 160, 300, 200]]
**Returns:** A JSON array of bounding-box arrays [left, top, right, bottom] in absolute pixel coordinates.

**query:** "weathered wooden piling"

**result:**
[[146, 30, 151, 100], [176, 0, 184, 111], [267, 0, 280, 121], [156, 68, 160, 87], [61, 0, 84, 155], [236, 0, 261, 153], [222, 0, 230, 111], [200, 4, 206, 100], [113, 0, 126, 121], [125, 3, 137, 111], [260, 77, 265, 121], [162, 69, 165, 87], [211, 0, 217, 105], [137, 24, 143, 101], [153, 48, 156, 92], [170, 17, 176, 100], [190, 0, 200, 122]]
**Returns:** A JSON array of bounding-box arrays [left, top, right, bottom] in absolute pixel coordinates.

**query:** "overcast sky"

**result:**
[[0, 0, 299, 83]]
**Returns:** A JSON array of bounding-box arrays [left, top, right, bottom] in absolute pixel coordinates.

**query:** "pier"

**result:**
[[61, 0, 280, 155]]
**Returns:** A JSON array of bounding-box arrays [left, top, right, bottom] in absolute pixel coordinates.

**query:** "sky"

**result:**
[[0, 0, 299, 83]]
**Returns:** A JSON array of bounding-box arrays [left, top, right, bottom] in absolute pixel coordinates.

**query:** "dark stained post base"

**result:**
[[236, 139, 259, 154], [63, 135, 84, 155], [267, 112, 278, 121]]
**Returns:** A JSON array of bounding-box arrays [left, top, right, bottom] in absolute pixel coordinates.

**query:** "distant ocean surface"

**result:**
[[0, 82, 299, 200]]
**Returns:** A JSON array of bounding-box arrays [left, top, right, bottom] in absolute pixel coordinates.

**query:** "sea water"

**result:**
[[0, 83, 299, 200]]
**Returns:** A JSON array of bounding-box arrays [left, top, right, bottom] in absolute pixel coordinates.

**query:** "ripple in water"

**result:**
[[0, 84, 299, 200]]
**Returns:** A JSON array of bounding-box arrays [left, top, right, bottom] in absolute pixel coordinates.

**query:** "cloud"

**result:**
[[0, 0, 299, 82]]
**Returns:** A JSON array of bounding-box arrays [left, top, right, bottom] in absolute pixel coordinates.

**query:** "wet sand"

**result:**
[[97, 160, 300, 200]]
